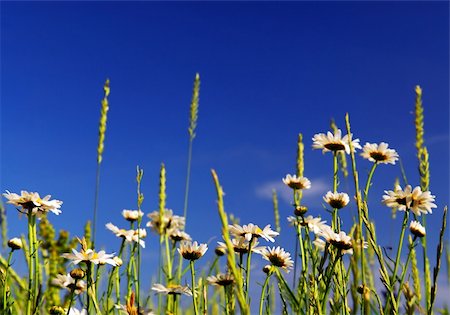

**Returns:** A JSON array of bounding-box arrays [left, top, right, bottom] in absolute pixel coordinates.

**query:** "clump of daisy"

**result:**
[[61, 237, 117, 266], [51, 273, 86, 294], [312, 129, 361, 154], [361, 142, 399, 165], [282, 174, 311, 190], [323, 191, 350, 209], [151, 283, 192, 296], [3, 190, 63, 217], [122, 209, 144, 222], [382, 185, 437, 216], [147, 209, 185, 235], [229, 223, 279, 242], [178, 241, 208, 261], [259, 246, 294, 272], [409, 220, 426, 238], [105, 223, 147, 248], [207, 273, 234, 287]]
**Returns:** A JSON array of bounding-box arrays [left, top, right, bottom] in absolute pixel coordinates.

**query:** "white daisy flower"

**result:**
[[51, 273, 86, 294], [169, 229, 191, 242], [228, 223, 279, 242], [151, 283, 192, 296], [68, 308, 87, 315], [361, 142, 399, 164], [312, 129, 361, 154], [105, 223, 146, 248], [409, 220, 426, 238], [319, 226, 354, 254], [323, 191, 350, 209], [382, 185, 436, 215], [122, 209, 144, 222], [178, 241, 208, 261], [282, 174, 311, 190], [207, 273, 234, 286], [146, 209, 185, 235], [3, 190, 62, 217], [62, 247, 117, 266], [259, 246, 294, 272], [217, 237, 265, 255], [287, 215, 328, 234]]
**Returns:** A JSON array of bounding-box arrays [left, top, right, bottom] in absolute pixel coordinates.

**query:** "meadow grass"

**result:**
[[0, 77, 448, 315]]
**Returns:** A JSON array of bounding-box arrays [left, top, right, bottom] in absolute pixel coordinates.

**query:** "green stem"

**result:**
[[183, 137, 194, 225], [26, 213, 35, 315], [164, 235, 173, 282], [92, 163, 101, 249], [245, 236, 254, 299], [389, 210, 410, 312], [395, 237, 416, 308], [190, 261, 199, 315], [363, 163, 377, 203], [2, 250, 13, 312], [259, 274, 271, 315], [86, 261, 92, 313], [332, 152, 339, 232], [66, 282, 77, 315]]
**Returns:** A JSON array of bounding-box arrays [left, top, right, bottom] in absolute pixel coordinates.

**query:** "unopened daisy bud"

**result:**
[[215, 246, 226, 256], [263, 265, 273, 274], [294, 205, 308, 216], [357, 284, 367, 294], [409, 221, 426, 238], [113, 256, 123, 267], [70, 268, 85, 280], [7, 237, 22, 251], [323, 191, 350, 209], [49, 306, 65, 315]]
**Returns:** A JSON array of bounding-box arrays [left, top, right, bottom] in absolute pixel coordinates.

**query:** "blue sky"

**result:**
[[1, 0, 449, 305]]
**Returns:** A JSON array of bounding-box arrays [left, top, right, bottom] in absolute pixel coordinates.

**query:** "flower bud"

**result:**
[[215, 246, 226, 256], [113, 256, 123, 267], [294, 206, 308, 216], [70, 268, 85, 280], [8, 238, 22, 251], [49, 306, 65, 315]]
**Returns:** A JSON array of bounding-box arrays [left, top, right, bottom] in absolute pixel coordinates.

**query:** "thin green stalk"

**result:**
[[190, 261, 199, 315], [164, 235, 173, 282], [92, 165, 101, 249], [136, 166, 144, 309], [396, 236, 416, 308], [66, 280, 77, 315], [245, 236, 255, 300], [106, 238, 125, 312], [275, 268, 299, 310], [2, 250, 13, 312], [363, 163, 378, 203], [259, 274, 272, 315], [332, 152, 339, 232], [26, 213, 35, 315], [86, 261, 92, 313]]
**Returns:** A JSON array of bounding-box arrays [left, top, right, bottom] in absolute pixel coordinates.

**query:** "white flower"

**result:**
[[312, 129, 361, 154], [259, 246, 294, 272], [228, 223, 279, 242], [323, 191, 350, 209], [122, 209, 144, 222], [106, 223, 146, 248], [282, 174, 311, 190], [62, 248, 117, 266], [319, 226, 354, 254], [51, 273, 86, 294], [217, 237, 265, 255], [178, 241, 208, 261], [146, 209, 185, 235], [151, 283, 192, 296], [287, 215, 328, 234], [382, 185, 436, 216], [313, 238, 326, 251], [207, 273, 234, 286], [3, 190, 62, 217], [410, 220, 426, 238], [68, 308, 87, 315], [169, 229, 191, 242], [361, 142, 399, 164]]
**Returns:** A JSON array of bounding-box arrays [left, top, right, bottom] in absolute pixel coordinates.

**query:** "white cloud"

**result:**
[[255, 177, 329, 205]]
